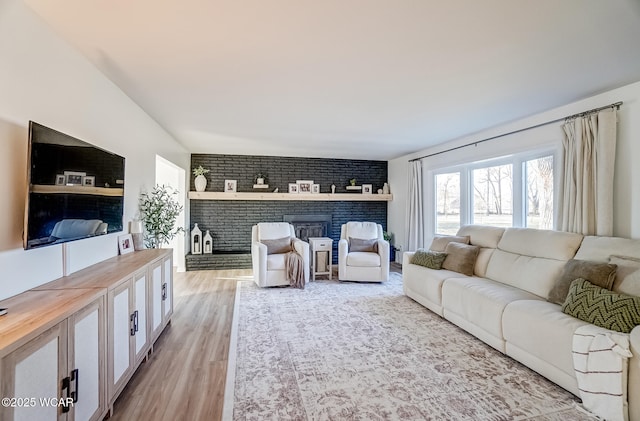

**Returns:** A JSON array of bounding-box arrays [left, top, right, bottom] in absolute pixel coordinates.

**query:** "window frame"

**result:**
[[429, 148, 557, 236]]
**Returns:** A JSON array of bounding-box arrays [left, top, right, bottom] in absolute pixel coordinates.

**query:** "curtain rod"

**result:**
[[408, 101, 622, 162]]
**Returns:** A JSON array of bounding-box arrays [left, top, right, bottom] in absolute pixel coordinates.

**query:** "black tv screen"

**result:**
[[24, 121, 125, 250]]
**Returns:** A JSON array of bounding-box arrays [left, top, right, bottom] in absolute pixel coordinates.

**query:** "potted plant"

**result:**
[[255, 172, 267, 185], [349, 178, 357, 186], [383, 231, 396, 262], [193, 165, 209, 192], [139, 185, 184, 248]]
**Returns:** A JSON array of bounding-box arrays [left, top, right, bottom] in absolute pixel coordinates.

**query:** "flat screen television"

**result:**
[[24, 121, 125, 250]]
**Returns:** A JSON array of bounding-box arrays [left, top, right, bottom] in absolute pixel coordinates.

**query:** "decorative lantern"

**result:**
[[204, 230, 213, 254], [191, 223, 202, 254]]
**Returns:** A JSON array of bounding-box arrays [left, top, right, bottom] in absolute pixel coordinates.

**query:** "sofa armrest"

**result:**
[[403, 251, 415, 267], [629, 326, 640, 421]]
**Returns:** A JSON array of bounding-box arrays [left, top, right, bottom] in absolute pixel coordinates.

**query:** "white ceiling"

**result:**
[[22, 0, 640, 160]]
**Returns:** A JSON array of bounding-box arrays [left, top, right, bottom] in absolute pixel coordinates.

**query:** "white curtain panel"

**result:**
[[557, 109, 617, 236], [406, 160, 424, 251]]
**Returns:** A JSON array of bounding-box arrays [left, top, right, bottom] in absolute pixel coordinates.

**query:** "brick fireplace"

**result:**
[[186, 154, 388, 270]]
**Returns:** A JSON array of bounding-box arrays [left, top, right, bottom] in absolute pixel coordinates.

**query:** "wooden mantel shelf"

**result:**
[[188, 191, 393, 201]]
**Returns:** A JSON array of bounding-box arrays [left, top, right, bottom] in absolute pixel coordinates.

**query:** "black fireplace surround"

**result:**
[[186, 154, 388, 270]]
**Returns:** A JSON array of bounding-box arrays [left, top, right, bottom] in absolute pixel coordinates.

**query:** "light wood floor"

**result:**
[[109, 268, 251, 421], [108, 265, 402, 420]]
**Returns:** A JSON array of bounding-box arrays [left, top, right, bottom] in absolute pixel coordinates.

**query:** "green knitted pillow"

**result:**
[[410, 249, 448, 270], [562, 278, 640, 333]]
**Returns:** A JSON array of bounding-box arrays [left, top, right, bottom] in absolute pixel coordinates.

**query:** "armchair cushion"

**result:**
[[347, 252, 382, 267], [267, 254, 287, 270], [262, 236, 293, 254], [349, 237, 378, 253]]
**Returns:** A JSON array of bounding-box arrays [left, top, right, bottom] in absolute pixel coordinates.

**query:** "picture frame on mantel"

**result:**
[[296, 180, 313, 193], [362, 184, 373, 194], [224, 180, 237, 193], [311, 184, 320, 194], [118, 234, 134, 255], [288, 183, 299, 194]]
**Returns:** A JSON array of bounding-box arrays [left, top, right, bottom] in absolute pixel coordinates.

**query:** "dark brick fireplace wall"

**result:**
[[187, 154, 389, 270]]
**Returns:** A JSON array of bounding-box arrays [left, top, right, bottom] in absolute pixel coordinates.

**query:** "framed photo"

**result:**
[[311, 184, 320, 194], [64, 171, 86, 186], [82, 176, 95, 187], [362, 184, 373, 194], [118, 234, 134, 255], [55, 174, 66, 185], [296, 180, 313, 193], [288, 183, 299, 193], [224, 180, 237, 193]]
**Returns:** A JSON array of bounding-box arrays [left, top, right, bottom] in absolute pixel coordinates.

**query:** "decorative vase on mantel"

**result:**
[[194, 175, 207, 192]]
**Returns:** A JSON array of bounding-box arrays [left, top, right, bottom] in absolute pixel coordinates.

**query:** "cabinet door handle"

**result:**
[[162, 283, 167, 300], [130, 312, 136, 336], [70, 368, 79, 403], [134, 310, 139, 333], [61, 376, 71, 413]]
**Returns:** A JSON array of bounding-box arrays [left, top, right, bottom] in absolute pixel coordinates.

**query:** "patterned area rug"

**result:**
[[228, 273, 596, 420]]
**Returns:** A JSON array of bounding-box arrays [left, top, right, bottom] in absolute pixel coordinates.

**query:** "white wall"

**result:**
[[389, 80, 640, 251], [0, 0, 190, 300]]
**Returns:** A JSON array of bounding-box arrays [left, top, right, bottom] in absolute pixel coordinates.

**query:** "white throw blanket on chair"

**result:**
[[572, 324, 632, 421]]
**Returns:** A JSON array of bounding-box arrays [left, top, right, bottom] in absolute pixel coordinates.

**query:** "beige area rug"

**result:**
[[226, 273, 597, 420]]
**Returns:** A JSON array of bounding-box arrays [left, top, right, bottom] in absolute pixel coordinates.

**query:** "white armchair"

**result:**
[[338, 221, 389, 282], [251, 222, 310, 287]]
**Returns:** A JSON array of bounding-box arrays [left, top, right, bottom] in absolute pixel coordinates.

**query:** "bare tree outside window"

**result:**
[[473, 164, 513, 227], [526, 156, 554, 229], [435, 172, 460, 234]]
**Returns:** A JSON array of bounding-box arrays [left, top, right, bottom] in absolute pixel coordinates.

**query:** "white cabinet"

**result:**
[[107, 269, 148, 401], [0, 249, 172, 421], [0, 297, 106, 421], [150, 254, 173, 343]]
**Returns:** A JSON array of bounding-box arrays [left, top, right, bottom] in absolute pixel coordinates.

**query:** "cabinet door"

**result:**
[[107, 281, 132, 398], [162, 256, 173, 322], [133, 270, 148, 364], [68, 298, 106, 421], [149, 260, 163, 341], [0, 321, 67, 421]]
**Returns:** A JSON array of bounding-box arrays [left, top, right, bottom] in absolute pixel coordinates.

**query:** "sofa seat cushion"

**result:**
[[267, 253, 287, 270], [503, 299, 590, 378], [403, 264, 467, 308], [442, 277, 542, 340], [346, 252, 381, 267]]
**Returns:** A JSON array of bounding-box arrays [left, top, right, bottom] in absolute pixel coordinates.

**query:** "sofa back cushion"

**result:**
[[486, 228, 584, 298], [456, 225, 505, 277], [576, 236, 640, 296]]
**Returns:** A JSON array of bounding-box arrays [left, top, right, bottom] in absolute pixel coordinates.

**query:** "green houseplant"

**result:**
[[139, 185, 184, 248], [193, 166, 210, 192]]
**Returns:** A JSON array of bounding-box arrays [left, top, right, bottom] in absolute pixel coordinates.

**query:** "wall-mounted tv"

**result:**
[[24, 121, 125, 250]]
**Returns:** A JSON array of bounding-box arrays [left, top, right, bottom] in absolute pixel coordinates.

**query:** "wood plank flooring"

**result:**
[[108, 265, 401, 421]]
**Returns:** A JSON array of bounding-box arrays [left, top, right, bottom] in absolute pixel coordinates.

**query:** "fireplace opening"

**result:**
[[283, 214, 332, 242]]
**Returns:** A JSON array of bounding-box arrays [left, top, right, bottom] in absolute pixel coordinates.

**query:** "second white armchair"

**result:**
[[338, 221, 389, 282]]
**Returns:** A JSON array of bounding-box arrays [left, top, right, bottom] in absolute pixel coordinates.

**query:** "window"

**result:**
[[435, 172, 461, 235], [432, 152, 554, 234], [525, 156, 554, 230], [472, 163, 513, 228]]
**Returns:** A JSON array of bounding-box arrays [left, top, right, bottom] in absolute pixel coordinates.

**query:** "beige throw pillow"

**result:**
[[442, 242, 480, 276], [429, 235, 470, 252], [261, 236, 293, 254], [548, 259, 618, 305], [349, 237, 378, 253]]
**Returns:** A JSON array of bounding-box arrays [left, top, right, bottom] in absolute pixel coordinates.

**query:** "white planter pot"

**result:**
[[194, 175, 207, 192]]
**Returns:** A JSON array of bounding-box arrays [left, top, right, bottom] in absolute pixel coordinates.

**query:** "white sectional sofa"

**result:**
[[403, 225, 640, 420]]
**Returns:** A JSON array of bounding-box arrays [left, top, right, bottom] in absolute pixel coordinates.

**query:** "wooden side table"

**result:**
[[308, 237, 333, 281]]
